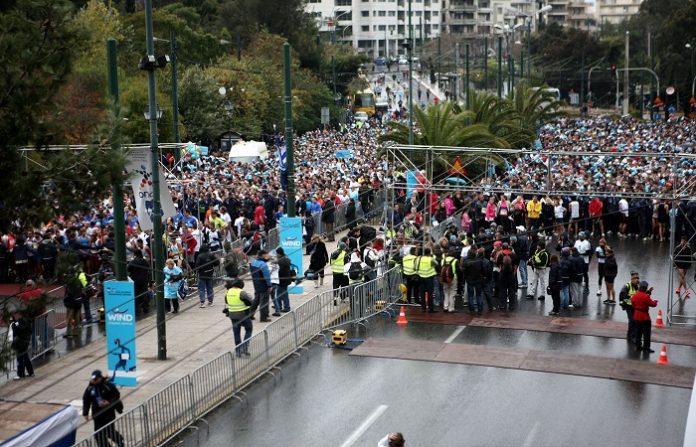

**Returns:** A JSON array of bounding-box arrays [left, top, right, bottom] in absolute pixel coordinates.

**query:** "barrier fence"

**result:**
[[72, 266, 403, 447], [2, 309, 58, 378]]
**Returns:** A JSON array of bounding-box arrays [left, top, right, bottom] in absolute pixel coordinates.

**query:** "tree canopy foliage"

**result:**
[[0, 0, 351, 230]]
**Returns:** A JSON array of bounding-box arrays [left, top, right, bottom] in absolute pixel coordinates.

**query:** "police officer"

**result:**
[[619, 271, 640, 343], [223, 278, 253, 357], [331, 242, 349, 305], [416, 247, 439, 313], [401, 247, 419, 304]]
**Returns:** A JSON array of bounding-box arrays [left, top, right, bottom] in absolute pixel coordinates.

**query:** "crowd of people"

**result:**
[[489, 116, 696, 196], [2, 114, 694, 334]]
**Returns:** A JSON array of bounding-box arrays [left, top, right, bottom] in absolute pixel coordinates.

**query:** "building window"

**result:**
[[378, 24, 386, 30], [362, 25, 370, 31], [388, 10, 396, 16], [362, 10, 369, 16], [334, 0, 352, 5], [378, 10, 386, 16]]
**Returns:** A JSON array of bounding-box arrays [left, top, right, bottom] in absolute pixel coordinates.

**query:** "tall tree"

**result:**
[[0, 0, 126, 231]]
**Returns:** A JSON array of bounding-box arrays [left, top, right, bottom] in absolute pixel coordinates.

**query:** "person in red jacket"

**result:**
[[588, 197, 604, 237], [632, 281, 658, 353]]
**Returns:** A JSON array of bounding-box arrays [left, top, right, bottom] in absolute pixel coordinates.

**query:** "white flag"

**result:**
[[126, 147, 177, 232]]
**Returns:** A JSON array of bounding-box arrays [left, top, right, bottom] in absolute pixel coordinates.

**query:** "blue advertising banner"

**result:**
[[104, 280, 137, 387], [279, 217, 304, 294]]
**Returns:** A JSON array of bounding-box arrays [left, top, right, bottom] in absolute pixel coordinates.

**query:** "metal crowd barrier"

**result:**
[[2, 309, 58, 378], [72, 266, 402, 447]]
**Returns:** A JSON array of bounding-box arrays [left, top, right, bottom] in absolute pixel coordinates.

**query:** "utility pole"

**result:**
[[332, 55, 337, 99], [497, 36, 502, 98], [520, 51, 524, 83], [283, 43, 296, 217], [484, 36, 488, 90], [454, 42, 460, 102], [623, 31, 629, 116], [508, 53, 513, 93], [170, 30, 180, 162], [236, 29, 242, 61], [106, 39, 126, 282], [527, 19, 532, 80], [465, 43, 470, 109], [437, 35, 442, 93], [579, 47, 585, 110], [408, 0, 414, 145], [144, 0, 167, 360]]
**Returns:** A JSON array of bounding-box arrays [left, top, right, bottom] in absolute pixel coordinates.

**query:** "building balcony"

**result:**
[[448, 4, 477, 12], [447, 17, 478, 25]]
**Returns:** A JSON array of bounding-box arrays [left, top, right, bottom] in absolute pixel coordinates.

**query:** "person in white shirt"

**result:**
[[573, 231, 592, 288], [378, 433, 405, 447], [219, 207, 232, 242], [554, 198, 566, 236], [234, 215, 245, 240], [569, 198, 580, 235], [618, 198, 629, 238], [594, 238, 609, 296]]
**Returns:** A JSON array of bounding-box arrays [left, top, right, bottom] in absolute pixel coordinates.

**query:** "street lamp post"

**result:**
[[408, 0, 414, 145], [141, 0, 168, 361]]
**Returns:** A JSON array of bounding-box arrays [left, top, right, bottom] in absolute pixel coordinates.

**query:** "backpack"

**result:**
[[348, 262, 363, 280], [364, 249, 376, 268], [440, 258, 455, 284], [177, 280, 189, 300]]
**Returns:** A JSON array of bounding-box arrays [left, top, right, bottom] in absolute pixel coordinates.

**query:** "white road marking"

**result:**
[[339, 404, 388, 447], [522, 421, 541, 447], [444, 325, 466, 344]]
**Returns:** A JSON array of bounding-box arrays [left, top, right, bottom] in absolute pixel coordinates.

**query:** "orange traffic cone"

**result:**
[[654, 310, 664, 328], [656, 344, 669, 365], [396, 306, 408, 325]]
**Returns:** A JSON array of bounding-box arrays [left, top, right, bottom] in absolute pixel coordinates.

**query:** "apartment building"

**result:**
[[595, 0, 642, 25], [440, 0, 600, 36], [547, 0, 595, 30], [305, 0, 442, 58]]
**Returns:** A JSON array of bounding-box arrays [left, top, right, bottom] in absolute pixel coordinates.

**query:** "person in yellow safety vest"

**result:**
[[76, 269, 97, 325], [526, 196, 542, 230], [330, 242, 350, 305], [441, 249, 459, 312], [619, 271, 640, 344], [401, 247, 419, 304], [416, 247, 439, 313], [223, 278, 253, 357]]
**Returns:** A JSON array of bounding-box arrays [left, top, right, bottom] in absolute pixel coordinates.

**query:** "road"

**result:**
[[171, 236, 694, 446]]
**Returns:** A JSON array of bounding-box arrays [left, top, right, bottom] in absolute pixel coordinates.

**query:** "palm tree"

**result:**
[[465, 90, 533, 149], [379, 101, 508, 148], [379, 102, 509, 182], [506, 80, 563, 134]]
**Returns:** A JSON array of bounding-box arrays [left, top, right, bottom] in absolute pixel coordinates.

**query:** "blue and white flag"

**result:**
[[275, 132, 287, 172]]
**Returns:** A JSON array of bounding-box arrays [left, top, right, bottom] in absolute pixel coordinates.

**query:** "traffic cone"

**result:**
[[656, 344, 669, 365], [396, 306, 408, 325], [654, 310, 664, 328]]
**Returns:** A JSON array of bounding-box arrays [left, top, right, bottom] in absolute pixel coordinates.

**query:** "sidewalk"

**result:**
[[0, 230, 355, 442]]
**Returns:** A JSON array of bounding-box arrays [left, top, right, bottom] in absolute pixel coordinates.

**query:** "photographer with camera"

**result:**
[[223, 278, 253, 357]]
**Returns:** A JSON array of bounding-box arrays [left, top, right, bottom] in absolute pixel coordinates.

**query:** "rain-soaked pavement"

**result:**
[[172, 236, 695, 446]]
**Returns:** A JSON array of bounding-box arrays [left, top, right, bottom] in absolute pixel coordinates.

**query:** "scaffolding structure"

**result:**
[[385, 143, 696, 327]]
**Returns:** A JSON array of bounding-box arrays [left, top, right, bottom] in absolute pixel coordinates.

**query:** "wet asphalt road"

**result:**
[[172, 236, 694, 447], [173, 320, 691, 447]]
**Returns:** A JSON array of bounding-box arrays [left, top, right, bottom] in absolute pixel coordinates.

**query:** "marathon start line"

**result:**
[[350, 338, 695, 389]]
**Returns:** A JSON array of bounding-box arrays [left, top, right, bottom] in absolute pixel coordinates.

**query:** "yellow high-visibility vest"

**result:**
[[330, 250, 346, 274], [402, 254, 417, 276], [225, 288, 249, 313], [416, 256, 437, 278]]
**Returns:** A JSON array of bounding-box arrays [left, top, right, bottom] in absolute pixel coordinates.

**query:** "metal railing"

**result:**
[[2, 309, 58, 377], [73, 266, 402, 447]]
